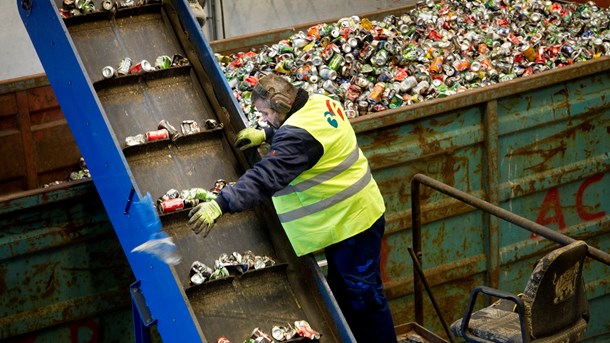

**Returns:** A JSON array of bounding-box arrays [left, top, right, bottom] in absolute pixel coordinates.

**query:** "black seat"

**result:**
[[450, 240, 590, 343]]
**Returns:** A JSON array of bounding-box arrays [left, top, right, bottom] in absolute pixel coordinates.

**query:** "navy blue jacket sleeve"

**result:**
[[215, 125, 323, 214]]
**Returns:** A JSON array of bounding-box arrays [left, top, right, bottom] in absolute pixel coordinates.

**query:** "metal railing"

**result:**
[[410, 173, 610, 327]]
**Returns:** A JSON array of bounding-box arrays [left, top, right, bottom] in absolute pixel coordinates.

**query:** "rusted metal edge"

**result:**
[[0, 179, 94, 213], [0, 73, 50, 95]]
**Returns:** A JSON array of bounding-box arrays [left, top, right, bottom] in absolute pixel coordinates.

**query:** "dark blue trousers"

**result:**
[[324, 215, 398, 343]]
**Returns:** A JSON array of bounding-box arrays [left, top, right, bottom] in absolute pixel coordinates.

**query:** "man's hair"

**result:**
[[252, 73, 298, 114]]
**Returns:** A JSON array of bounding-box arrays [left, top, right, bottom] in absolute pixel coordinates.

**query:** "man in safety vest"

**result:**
[[189, 73, 397, 342]]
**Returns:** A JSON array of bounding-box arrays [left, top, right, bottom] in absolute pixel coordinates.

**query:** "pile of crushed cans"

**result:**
[[157, 179, 229, 214], [125, 118, 221, 147], [102, 54, 190, 79], [59, 0, 160, 18], [216, 320, 320, 342], [215, 0, 610, 126], [42, 157, 91, 188], [189, 250, 276, 285]]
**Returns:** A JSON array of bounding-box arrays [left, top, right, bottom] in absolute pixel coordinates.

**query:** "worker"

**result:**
[[188, 73, 397, 343]]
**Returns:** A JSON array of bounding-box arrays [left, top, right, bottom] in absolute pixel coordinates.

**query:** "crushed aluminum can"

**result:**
[[319, 66, 337, 80], [190, 261, 214, 285], [211, 179, 227, 194], [125, 134, 146, 146], [251, 328, 273, 343], [74, 0, 89, 9], [406, 333, 424, 343], [102, 66, 115, 79], [183, 198, 200, 210], [62, 0, 75, 9], [158, 119, 181, 141], [117, 57, 132, 76], [171, 54, 189, 67], [130, 60, 154, 74], [209, 266, 229, 280], [294, 320, 320, 340], [158, 198, 184, 213], [117, 0, 135, 8], [155, 55, 172, 70], [204, 119, 220, 130], [164, 189, 180, 199], [215, 337, 231, 343], [101, 0, 114, 11], [181, 120, 201, 135], [272, 326, 297, 341], [146, 129, 169, 142]]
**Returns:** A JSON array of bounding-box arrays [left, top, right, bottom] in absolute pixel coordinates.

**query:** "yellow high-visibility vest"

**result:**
[[272, 94, 385, 256]]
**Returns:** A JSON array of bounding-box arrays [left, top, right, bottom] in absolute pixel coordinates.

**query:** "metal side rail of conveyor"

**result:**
[[17, 1, 354, 341]]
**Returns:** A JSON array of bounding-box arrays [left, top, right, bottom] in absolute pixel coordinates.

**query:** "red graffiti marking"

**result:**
[[532, 174, 606, 239], [535, 187, 566, 230], [70, 319, 100, 343], [576, 173, 606, 221]]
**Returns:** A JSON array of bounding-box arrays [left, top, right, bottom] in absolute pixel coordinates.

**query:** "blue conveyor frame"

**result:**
[[17, 0, 203, 341], [16, 0, 354, 341]]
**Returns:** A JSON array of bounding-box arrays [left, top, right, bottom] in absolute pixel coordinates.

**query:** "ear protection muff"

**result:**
[[253, 79, 292, 114]]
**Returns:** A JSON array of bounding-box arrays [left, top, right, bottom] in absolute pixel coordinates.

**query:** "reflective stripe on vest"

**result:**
[[274, 144, 360, 197], [277, 164, 372, 223], [271, 94, 385, 256]]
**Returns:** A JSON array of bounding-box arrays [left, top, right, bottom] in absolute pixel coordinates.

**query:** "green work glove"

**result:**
[[234, 128, 266, 151], [188, 200, 222, 237]]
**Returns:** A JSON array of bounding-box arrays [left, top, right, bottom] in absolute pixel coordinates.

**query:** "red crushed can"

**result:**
[[158, 198, 184, 213], [216, 337, 231, 343], [294, 320, 320, 340], [346, 84, 361, 101], [146, 129, 169, 142], [393, 67, 408, 81], [243, 75, 258, 87], [427, 29, 442, 41]]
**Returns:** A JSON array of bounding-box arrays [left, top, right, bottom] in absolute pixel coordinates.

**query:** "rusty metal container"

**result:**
[[0, 181, 138, 341], [210, 4, 610, 341], [0, 75, 82, 196]]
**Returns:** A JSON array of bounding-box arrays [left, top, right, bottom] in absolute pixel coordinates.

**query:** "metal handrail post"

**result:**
[[410, 173, 610, 327]]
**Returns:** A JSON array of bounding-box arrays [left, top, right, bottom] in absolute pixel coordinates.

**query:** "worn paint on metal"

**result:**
[[0, 181, 136, 340], [211, 8, 610, 340], [0, 76, 80, 195]]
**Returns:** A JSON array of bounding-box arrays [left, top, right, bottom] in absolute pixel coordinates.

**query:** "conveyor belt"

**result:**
[[20, 0, 354, 341]]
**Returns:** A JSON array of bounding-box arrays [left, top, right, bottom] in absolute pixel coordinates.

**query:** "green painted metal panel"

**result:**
[[0, 181, 139, 341], [371, 70, 610, 340]]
